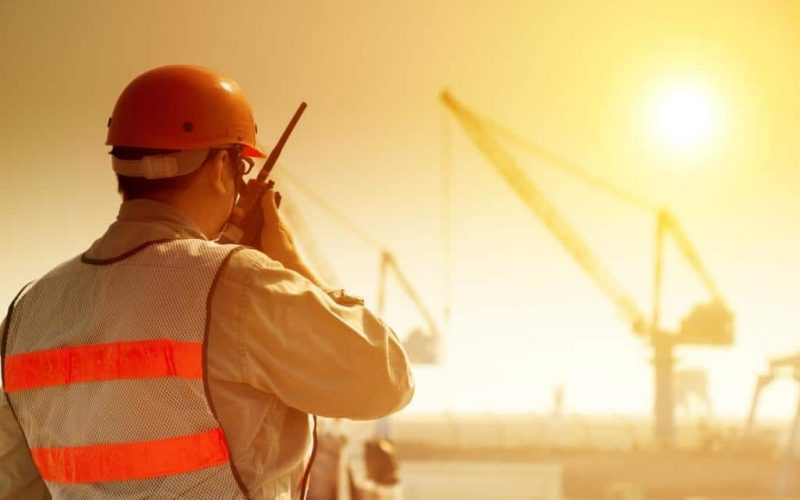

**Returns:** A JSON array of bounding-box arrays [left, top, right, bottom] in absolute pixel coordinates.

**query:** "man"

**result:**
[[0, 65, 414, 499]]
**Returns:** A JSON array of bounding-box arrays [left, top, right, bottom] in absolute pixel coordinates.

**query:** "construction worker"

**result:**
[[0, 65, 414, 499]]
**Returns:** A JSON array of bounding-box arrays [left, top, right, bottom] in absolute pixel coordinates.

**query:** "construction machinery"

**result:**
[[745, 353, 800, 496], [279, 176, 444, 498], [280, 171, 443, 365], [441, 90, 733, 446], [377, 250, 441, 364], [746, 353, 800, 434]]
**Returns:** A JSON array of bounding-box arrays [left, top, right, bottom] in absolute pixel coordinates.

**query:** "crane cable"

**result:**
[[465, 105, 660, 214], [278, 167, 444, 339], [278, 168, 385, 252], [441, 105, 453, 328]]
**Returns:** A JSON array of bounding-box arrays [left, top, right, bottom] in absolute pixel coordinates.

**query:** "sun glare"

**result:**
[[653, 83, 718, 153]]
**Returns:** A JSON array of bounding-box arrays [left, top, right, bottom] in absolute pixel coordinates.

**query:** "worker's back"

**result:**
[[0, 65, 414, 500], [3, 239, 247, 499]]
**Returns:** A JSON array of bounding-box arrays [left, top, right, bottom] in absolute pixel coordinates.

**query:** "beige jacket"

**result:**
[[0, 199, 414, 499]]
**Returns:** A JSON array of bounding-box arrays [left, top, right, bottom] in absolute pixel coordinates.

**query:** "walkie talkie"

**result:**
[[219, 102, 307, 246]]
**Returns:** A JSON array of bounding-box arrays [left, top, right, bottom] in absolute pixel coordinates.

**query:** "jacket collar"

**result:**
[[83, 199, 208, 261]]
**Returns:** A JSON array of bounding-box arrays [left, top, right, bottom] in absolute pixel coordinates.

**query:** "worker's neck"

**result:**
[[138, 193, 222, 240]]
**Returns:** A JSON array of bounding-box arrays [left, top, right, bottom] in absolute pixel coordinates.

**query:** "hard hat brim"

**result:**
[[242, 144, 266, 158]]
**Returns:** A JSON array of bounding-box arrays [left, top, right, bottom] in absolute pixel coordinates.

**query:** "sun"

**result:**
[[653, 83, 718, 153]]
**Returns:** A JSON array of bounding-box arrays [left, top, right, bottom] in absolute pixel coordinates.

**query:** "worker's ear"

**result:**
[[207, 150, 229, 196]]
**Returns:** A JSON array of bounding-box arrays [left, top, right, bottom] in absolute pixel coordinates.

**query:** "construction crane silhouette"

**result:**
[[280, 195, 341, 288], [441, 90, 733, 446], [280, 170, 442, 365], [745, 353, 800, 496]]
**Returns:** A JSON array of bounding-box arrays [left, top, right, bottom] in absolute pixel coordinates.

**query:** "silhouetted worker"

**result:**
[[0, 65, 414, 499]]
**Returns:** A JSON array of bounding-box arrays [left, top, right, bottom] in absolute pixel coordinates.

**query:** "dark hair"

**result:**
[[112, 147, 215, 201]]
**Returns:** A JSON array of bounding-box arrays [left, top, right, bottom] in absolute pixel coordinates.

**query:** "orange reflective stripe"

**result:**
[[30, 428, 229, 483], [3, 340, 203, 393]]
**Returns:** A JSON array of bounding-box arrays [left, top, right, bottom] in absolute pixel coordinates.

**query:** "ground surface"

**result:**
[[397, 443, 796, 499]]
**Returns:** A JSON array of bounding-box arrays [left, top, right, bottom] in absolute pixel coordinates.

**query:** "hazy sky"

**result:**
[[2, 0, 800, 421]]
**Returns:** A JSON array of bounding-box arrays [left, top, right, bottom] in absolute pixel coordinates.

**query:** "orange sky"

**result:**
[[2, 0, 800, 420]]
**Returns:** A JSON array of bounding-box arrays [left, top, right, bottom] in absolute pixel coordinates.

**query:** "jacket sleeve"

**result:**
[[0, 319, 50, 500], [212, 249, 415, 420]]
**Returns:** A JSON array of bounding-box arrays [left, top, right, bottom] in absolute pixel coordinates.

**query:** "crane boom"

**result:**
[[450, 96, 727, 311], [661, 212, 724, 303], [441, 90, 647, 335], [377, 251, 442, 341], [474, 110, 658, 213]]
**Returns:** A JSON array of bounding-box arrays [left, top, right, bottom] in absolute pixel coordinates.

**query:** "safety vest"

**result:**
[[2, 239, 249, 499]]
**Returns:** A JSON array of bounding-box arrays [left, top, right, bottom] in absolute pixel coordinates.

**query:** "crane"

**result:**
[[377, 250, 441, 364], [441, 90, 733, 446], [280, 170, 443, 448], [279, 170, 442, 365], [280, 193, 341, 288], [745, 353, 800, 496]]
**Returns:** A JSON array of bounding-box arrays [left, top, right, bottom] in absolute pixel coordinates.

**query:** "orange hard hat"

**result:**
[[106, 65, 265, 158]]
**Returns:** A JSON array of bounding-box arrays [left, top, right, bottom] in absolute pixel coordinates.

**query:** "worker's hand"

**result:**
[[259, 189, 301, 268]]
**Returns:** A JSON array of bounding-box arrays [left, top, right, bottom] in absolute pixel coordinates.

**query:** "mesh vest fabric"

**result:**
[[2, 239, 249, 499]]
